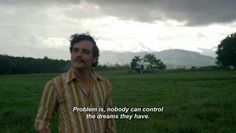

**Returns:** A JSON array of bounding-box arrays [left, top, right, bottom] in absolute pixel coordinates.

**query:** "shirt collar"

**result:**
[[65, 68, 104, 84]]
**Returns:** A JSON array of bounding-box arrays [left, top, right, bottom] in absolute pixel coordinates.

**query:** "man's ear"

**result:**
[[93, 57, 98, 63]]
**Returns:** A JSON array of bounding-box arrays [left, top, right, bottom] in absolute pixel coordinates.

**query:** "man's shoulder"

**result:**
[[48, 70, 111, 84], [43, 72, 68, 93], [93, 71, 112, 90], [47, 72, 67, 85], [93, 71, 109, 82]]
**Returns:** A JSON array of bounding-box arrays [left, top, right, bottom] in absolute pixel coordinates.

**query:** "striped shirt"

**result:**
[[34, 68, 116, 133]]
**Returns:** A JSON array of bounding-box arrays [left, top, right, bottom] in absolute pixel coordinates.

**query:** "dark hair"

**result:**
[[69, 33, 99, 67]]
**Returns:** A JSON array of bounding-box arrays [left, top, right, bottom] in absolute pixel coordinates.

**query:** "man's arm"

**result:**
[[38, 128, 50, 133], [104, 80, 116, 133], [34, 80, 58, 132]]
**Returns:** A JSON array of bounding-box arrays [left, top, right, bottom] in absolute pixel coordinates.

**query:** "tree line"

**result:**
[[0, 55, 70, 74], [0, 55, 129, 74]]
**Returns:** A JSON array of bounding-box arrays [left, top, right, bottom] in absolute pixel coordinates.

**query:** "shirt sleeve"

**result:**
[[34, 80, 58, 131], [104, 80, 116, 133]]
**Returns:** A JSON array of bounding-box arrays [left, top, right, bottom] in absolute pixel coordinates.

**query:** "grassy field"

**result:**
[[0, 69, 236, 133]]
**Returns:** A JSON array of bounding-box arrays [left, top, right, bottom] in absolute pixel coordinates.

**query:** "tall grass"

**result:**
[[0, 70, 235, 132]]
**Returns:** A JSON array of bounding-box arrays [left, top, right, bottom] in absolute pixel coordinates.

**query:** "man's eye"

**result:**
[[72, 48, 79, 53], [82, 49, 90, 54]]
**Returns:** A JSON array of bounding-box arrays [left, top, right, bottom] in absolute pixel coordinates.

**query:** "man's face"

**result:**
[[71, 40, 96, 70]]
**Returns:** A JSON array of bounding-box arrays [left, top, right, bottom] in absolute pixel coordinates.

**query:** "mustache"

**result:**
[[73, 59, 85, 63]]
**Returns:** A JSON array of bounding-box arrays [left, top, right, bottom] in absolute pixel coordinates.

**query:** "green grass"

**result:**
[[0, 70, 236, 133]]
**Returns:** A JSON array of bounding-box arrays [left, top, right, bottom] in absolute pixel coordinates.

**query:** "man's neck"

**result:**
[[73, 67, 93, 96], [73, 67, 91, 83]]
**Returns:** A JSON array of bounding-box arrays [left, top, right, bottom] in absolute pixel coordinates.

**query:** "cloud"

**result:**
[[2, 0, 236, 25], [88, 0, 236, 25], [0, 3, 89, 53], [198, 48, 217, 57], [0, 0, 80, 6], [1, 0, 236, 61]]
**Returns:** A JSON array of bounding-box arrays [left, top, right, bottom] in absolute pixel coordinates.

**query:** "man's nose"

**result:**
[[76, 50, 82, 57]]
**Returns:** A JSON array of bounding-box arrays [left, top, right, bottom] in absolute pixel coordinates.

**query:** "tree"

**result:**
[[216, 33, 236, 68], [130, 56, 142, 73], [154, 59, 166, 70], [130, 54, 166, 73], [143, 54, 166, 72]]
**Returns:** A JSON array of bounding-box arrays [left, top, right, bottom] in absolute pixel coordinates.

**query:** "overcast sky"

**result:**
[[1, 0, 236, 60]]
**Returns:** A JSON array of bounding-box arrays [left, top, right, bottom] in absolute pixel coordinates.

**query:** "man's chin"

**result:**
[[72, 63, 85, 69]]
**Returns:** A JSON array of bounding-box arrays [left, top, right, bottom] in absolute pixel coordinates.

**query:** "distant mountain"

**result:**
[[156, 49, 216, 69], [99, 49, 216, 69]]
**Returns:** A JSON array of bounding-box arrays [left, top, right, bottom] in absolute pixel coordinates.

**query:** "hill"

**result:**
[[99, 49, 216, 68]]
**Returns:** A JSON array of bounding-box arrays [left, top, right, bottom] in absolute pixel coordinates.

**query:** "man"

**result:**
[[34, 33, 116, 133]]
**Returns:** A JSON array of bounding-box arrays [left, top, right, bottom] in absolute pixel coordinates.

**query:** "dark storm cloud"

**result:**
[[0, 0, 80, 6], [2, 0, 235, 25], [88, 0, 236, 25]]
